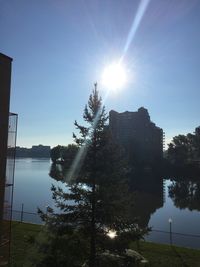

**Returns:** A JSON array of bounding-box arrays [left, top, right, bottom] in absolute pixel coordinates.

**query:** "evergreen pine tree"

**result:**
[[35, 84, 136, 267]]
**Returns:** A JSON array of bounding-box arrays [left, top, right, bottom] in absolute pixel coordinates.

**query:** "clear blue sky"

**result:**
[[1, 0, 200, 148]]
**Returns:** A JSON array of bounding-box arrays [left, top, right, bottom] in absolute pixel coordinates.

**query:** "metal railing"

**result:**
[[10, 204, 200, 250], [11, 207, 43, 225]]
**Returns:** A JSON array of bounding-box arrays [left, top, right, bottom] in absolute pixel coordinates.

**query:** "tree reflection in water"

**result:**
[[168, 179, 200, 211], [49, 163, 76, 185], [49, 163, 165, 229], [49, 163, 66, 182]]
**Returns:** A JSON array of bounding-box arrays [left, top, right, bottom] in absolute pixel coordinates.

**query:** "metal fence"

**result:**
[[146, 229, 200, 250], [10, 204, 200, 250], [12, 208, 43, 225]]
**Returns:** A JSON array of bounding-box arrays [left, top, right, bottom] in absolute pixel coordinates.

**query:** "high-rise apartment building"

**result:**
[[109, 107, 163, 164]]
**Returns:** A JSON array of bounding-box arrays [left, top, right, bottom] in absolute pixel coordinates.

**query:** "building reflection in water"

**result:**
[[49, 163, 200, 248], [49, 164, 164, 230], [129, 171, 164, 228]]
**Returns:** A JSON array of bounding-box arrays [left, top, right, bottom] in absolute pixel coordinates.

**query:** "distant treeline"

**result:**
[[166, 126, 200, 166], [50, 144, 78, 164], [11, 145, 51, 158]]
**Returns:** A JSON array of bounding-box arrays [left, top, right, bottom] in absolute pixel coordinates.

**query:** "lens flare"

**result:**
[[122, 0, 151, 58]]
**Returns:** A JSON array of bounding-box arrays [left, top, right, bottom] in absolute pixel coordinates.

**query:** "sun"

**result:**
[[101, 62, 127, 92]]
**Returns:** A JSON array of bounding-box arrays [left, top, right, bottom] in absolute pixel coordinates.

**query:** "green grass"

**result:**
[[130, 241, 200, 267], [11, 221, 43, 267], [11, 221, 200, 267]]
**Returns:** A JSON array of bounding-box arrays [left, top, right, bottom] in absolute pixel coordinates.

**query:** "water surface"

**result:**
[[13, 158, 200, 249]]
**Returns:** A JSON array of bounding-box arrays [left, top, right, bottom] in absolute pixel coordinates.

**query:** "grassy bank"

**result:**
[[11, 221, 200, 267], [130, 241, 200, 267], [11, 222, 43, 267]]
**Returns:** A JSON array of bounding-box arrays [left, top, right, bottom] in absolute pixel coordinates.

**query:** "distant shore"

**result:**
[[8, 145, 51, 158]]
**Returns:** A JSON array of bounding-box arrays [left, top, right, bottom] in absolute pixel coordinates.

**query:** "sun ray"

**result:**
[[121, 0, 151, 61]]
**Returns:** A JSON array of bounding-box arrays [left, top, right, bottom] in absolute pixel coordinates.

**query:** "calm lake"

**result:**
[[13, 158, 200, 249]]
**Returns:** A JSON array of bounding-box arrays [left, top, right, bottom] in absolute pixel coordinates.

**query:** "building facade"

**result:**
[[109, 107, 163, 164], [0, 53, 17, 266]]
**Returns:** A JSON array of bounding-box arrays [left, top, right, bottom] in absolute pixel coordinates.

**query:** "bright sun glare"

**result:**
[[102, 62, 127, 92], [107, 230, 117, 239]]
